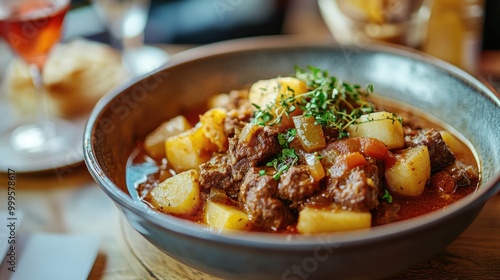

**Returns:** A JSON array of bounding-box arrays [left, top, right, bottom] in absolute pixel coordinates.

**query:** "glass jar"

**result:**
[[317, 0, 431, 48], [423, 0, 484, 73]]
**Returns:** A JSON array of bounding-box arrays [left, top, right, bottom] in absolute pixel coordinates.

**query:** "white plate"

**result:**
[[0, 103, 85, 174]]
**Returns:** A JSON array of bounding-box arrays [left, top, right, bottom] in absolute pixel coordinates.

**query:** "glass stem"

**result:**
[[10, 63, 58, 154], [29, 64, 54, 137], [123, 32, 145, 52]]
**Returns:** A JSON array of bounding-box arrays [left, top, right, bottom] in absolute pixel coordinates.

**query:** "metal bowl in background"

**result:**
[[83, 36, 500, 280]]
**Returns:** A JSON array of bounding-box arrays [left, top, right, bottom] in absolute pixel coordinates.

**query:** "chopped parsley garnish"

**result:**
[[261, 128, 299, 180], [253, 66, 401, 183], [363, 112, 403, 125], [252, 66, 375, 139], [382, 189, 393, 204]]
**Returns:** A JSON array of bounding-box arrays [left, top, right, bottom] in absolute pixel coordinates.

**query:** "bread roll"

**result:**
[[4, 39, 128, 118]]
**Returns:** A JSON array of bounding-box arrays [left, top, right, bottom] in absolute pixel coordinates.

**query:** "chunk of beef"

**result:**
[[228, 125, 280, 181], [445, 160, 479, 188], [333, 166, 379, 211], [278, 165, 320, 207], [322, 159, 380, 211], [222, 90, 254, 138], [316, 140, 381, 211], [431, 160, 479, 197], [227, 89, 251, 110], [199, 154, 240, 198], [239, 168, 294, 231], [322, 126, 340, 142], [405, 128, 456, 171], [224, 109, 250, 138], [430, 171, 456, 194]]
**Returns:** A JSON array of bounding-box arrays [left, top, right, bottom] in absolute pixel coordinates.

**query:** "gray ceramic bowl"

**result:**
[[84, 36, 500, 280]]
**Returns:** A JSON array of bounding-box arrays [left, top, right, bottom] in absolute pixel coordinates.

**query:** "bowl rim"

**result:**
[[84, 35, 500, 249]]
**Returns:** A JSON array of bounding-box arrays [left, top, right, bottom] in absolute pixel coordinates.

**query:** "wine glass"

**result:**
[[0, 0, 80, 158], [92, 0, 169, 76]]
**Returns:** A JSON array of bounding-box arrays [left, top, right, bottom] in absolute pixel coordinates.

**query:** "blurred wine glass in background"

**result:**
[[0, 0, 80, 158], [92, 0, 169, 76]]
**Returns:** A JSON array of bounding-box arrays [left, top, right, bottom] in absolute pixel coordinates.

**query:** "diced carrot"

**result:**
[[344, 152, 367, 169], [359, 138, 388, 159], [325, 137, 388, 168], [328, 137, 387, 159]]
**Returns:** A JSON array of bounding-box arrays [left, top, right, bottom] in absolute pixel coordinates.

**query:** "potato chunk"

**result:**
[[348, 111, 404, 150], [248, 77, 309, 109], [205, 201, 249, 232], [200, 108, 228, 152], [293, 115, 326, 152], [165, 124, 216, 172], [297, 207, 371, 234], [385, 145, 431, 196], [144, 116, 192, 159], [148, 170, 201, 215], [439, 130, 463, 155], [249, 77, 308, 130]]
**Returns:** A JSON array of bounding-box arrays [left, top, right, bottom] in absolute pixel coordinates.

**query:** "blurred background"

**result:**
[[1, 0, 500, 122], [63, 0, 499, 75], [2, 0, 500, 76], [68, 0, 305, 44], [65, 0, 499, 47]]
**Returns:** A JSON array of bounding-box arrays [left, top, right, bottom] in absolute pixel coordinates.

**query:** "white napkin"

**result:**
[[0, 212, 100, 280]]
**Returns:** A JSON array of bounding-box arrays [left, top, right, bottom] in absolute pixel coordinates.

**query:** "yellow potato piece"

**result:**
[[385, 145, 431, 196], [200, 108, 228, 152], [348, 111, 404, 150], [439, 130, 463, 155], [148, 170, 201, 215], [165, 124, 216, 172], [144, 115, 192, 159], [205, 200, 249, 232], [297, 207, 371, 234], [248, 77, 308, 109]]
